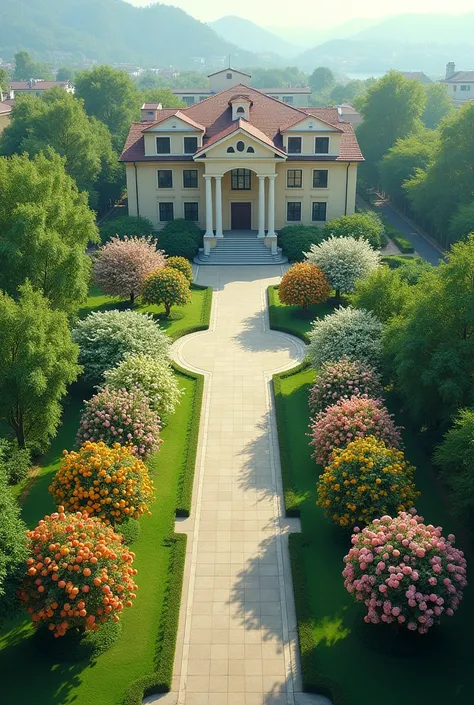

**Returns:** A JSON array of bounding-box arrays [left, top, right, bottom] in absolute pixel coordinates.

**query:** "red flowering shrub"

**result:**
[[308, 358, 383, 414]]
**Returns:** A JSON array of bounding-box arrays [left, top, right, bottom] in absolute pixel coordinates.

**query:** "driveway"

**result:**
[[376, 200, 443, 266]]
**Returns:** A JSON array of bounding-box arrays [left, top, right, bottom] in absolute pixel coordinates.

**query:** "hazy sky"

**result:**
[[126, 0, 473, 28]]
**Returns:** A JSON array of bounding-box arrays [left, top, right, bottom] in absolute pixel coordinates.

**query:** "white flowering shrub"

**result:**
[[104, 353, 183, 419], [72, 310, 170, 385], [308, 306, 383, 370], [305, 236, 380, 296]]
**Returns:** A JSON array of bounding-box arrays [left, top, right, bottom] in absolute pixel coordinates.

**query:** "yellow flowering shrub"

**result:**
[[279, 262, 331, 310], [50, 441, 155, 525], [316, 436, 419, 528]]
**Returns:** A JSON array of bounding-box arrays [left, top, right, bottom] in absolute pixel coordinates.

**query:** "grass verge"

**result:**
[[268, 285, 337, 344]]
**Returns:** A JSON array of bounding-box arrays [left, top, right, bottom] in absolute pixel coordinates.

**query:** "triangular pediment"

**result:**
[[143, 112, 205, 133], [282, 115, 342, 133]]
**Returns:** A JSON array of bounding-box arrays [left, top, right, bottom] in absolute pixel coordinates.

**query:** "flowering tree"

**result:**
[[103, 353, 183, 419], [309, 358, 383, 414], [142, 267, 191, 318], [309, 395, 401, 468], [278, 262, 331, 310], [50, 441, 155, 525], [305, 236, 379, 298], [165, 256, 193, 284], [19, 508, 137, 637], [343, 511, 468, 634], [93, 236, 165, 305], [77, 387, 162, 459], [72, 310, 170, 385], [317, 437, 419, 527], [308, 307, 384, 370]]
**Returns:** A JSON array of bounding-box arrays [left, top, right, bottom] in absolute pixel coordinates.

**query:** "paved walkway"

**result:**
[[376, 199, 443, 266], [165, 265, 309, 705]]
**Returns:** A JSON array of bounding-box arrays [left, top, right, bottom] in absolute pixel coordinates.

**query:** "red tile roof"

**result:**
[[120, 84, 363, 163], [142, 110, 205, 132], [0, 102, 12, 115], [9, 80, 70, 90]]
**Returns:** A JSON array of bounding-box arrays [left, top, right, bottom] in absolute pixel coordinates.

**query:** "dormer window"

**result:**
[[229, 95, 252, 121], [236, 107, 245, 114]]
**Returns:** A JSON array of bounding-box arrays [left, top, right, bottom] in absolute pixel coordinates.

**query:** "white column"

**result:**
[[257, 175, 266, 237], [267, 174, 276, 237], [204, 175, 213, 236], [215, 176, 223, 237]]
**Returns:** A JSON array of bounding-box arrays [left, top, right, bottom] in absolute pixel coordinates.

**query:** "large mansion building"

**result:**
[[120, 70, 363, 257]]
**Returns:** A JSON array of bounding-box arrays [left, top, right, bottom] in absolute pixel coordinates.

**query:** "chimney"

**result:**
[[446, 62, 455, 80]]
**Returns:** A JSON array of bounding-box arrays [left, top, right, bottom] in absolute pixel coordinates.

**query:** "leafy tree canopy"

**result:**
[[379, 129, 438, 203], [0, 68, 8, 93], [56, 66, 75, 82], [448, 202, 474, 245], [309, 66, 335, 93], [0, 465, 28, 627], [139, 87, 184, 109], [12, 51, 53, 81], [422, 82, 453, 130]]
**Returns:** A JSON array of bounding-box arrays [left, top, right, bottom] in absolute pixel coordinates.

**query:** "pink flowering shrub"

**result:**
[[343, 511, 468, 634], [309, 395, 401, 468], [77, 387, 162, 459], [308, 358, 383, 414]]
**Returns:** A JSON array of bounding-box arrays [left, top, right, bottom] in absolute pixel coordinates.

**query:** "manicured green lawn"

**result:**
[[272, 292, 474, 705], [0, 284, 211, 705], [268, 285, 337, 343]]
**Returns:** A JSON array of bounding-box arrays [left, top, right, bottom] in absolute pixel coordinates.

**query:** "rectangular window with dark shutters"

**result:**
[[231, 169, 251, 190], [287, 137, 301, 154], [157, 170, 173, 188], [184, 137, 198, 153], [315, 137, 329, 154], [184, 202, 199, 221], [156, 136, 171, 154], [183, 169, 198, 188], [287, 169, 302, 188], [159, 202, 174, 222], [312, 202, 327, 222], [287, 202, 302, 222], [313, 169, 328, 188]]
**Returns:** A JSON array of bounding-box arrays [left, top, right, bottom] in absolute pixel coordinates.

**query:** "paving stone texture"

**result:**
[[155, 265, 316, 705]]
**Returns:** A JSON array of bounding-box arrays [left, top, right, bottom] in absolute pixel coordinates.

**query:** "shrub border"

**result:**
[[267, 286, 311, 344], [391, 235, 415, 254]]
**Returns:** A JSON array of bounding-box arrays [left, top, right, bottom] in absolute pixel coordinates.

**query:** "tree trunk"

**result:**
[[165, 302, 171, 317], [130, 291, 135, 306]]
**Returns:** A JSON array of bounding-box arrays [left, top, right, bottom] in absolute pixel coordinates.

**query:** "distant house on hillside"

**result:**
[[440, 62, 474, 107], [170, 68, 311, 107], [337, 104, 362, 127], [400, 71, 432, 84], [8, 79, 74, 98]]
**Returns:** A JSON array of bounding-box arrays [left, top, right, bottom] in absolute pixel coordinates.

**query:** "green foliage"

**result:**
[[156, 219, 202, 259], [142, 268, 191, 318], [384, 235, 474, 426], [0, 439, 32, 485], [0, 282, 80, 449], [391, 235, 415, 253], [99, 215, 154, 242], [12, 51, 53, 81], [422, 83, 453, 130], [350, 265, 411, 322], [379, 130, 438, 202], [118, 518, 141, 545], [305, 236, 380, 296], [381, 254, 422, 269], [357, 71, 426, 182], [277, 225, 325, 262], [448, 202, 474, 245], [139, 88, 184, 108], [0, 151, 97, 313], [0, 68, 8, 93], [165, 256, 194, 283], [34, 620, 122, 662], [309, 66, 335, 93], [55, 66, 75, 82], [324, 212, 384, 249], [0, 466, 28, 628], [396, 258, 433, 285], [329, 79, 367, 105]]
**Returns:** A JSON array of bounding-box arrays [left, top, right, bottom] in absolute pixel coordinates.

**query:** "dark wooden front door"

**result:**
[[231, 202, 251, 230]]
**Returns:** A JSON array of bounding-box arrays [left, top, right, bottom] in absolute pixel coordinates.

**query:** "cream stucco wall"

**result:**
[[442, 81, 474, 106], [208, 70, 252, 93]]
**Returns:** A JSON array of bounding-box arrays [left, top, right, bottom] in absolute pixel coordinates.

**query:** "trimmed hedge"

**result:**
[[99, 216, 154, 243], [381, 255, 419, 269], [122, 533, 187, 705], [156, 219, 203, 260], [277, 225, 326, 262], [392, 234, 415, 254]]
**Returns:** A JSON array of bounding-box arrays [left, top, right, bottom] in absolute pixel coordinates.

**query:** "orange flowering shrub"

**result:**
[[19, 508, 137, 637], [50, 441, 155, 525], [279, 262, 331, 310]]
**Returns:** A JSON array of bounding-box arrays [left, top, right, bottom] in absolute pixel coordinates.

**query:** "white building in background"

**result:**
[[440, 62, 474, 108]]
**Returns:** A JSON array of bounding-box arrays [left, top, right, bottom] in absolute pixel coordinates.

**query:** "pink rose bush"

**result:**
[[308, 358, 384, 415], [343, 511, 467, 634], [310, 395, 402, 468], [77, 387, 162, 459]]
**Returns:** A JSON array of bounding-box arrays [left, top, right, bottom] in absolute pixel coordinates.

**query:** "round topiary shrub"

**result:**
[[308, 359, 383, 414], [307, 306, 384, 370], [77, 387, 162, 460], [99, 215, 154, 243], [343, 511, 468, 634], [277, 225, 326, 262], [317, 436, 419, 527], [278, 262, 331, 310], [103, 353, 183, 419], [93, 236, 165, 305], [323, 212, 384, 249], [305, 236, 380, 297], [19, 508, 138, 637], [142, 267, 191, 318], [165, 256, 194, 283], [50, 441, 155, 525], [72, 310, 170, 385], [309, 395, 401, 468], [157, 219, 202, 259]]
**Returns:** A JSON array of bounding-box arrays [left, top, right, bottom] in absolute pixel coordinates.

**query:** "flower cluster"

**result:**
[[142, 267, 191, 317], [305, 236, 380, 295], [278, 262, 331, 310], [343, 511, 467, 634], [165, 256, 194, 283], [19, 508, 137, 637], [308, 358, 383, 414], [310, 395, 401, 468], [50, 442, 155, 525], [77, 387, 162, 459], [317, 437, 419, 527]]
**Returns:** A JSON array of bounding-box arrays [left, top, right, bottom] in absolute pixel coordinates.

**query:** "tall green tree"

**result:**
[[379, 129, 438, 203], [356, 70, 426, 182], [12, 51, 53, 81], [309, 67, 335, 93], [139, 88, 184, 108], [75, 66, 139, 149], [56, 66, 75, 82], [384, 234, 474, 427], [422, 83, 453, 130], [0, 151, 97, 313], [448, 202, 474, 244], [0, 465, 27, 627], [0, 68, 8, 94], [329, 79, 366, 105], [0, 282, 80, 449]]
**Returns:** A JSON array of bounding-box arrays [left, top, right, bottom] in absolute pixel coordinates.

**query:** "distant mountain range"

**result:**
[[208, 16, 300, 58]]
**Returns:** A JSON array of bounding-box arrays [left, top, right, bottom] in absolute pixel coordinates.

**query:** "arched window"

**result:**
[[236, 141, 245, 152], [227, 146, 235, 153], [236, 106, 245, 114], [247, 146, 255, 153]]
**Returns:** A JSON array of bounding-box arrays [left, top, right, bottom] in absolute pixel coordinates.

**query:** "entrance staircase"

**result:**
[[194, 231, 288, 266]]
